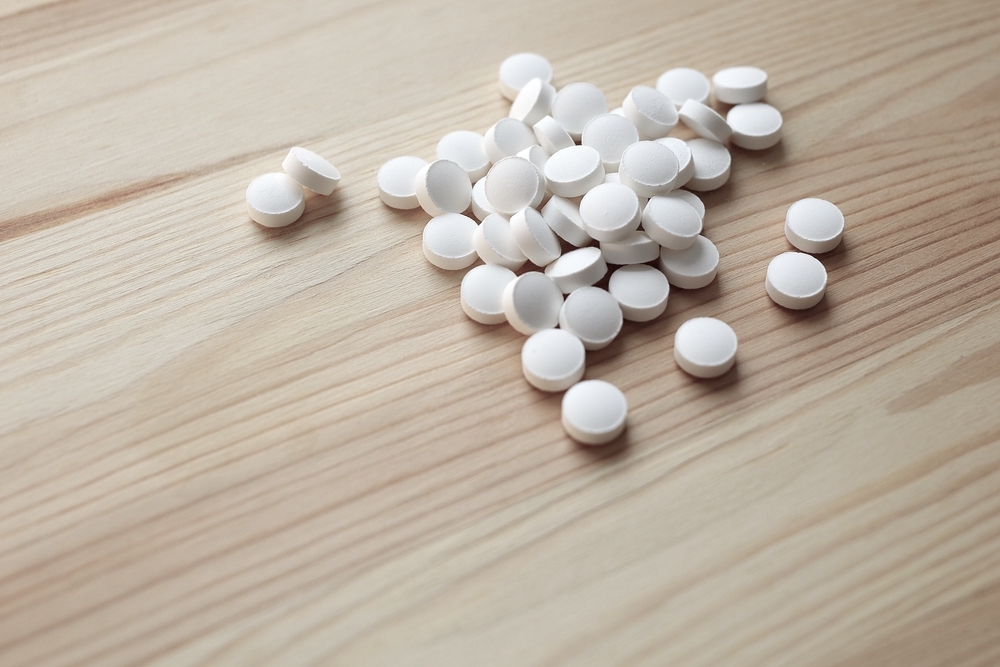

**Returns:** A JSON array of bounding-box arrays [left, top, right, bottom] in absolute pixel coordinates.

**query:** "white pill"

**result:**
[[474, 213, 527, 270], [522, 328, 587, 392], [562, 380, 628, 445], [600, 231, 660, 265], [544, 145, 605, 198], [484, 156, 546, 217], [559, 286, 623, 351], [659, 235, 719, 288], [532, 115, 575, 155], [502, 271, 564, 335], [541, 196, 592, 247], [282, 146, 340, 196], [551, 82, 608, 141], [579, 182, 642, 242], [673, 317, 737, 378], [608, 264, 670, 322], [654, 137, 694, 189], [377, 156, 427, 210], [713, 66, 768, 105], [610, 107, 625, 117], [499, 52, 554, 101], [509, 77, 557, 128], [656, 67, 711, 108], [618, 140, 679, 198], [246, 173, 305, 228], [622, 85, 678, 139], [785, 198, 845, 254], [517, 145, 549, 202], [765, 251, 828, 309], [642, 195, 703, 249], [678, 99, 732, 144], [422, 213, 479, 270], [470, 176, 495, 221], [437, 131, 491, 182], [604, 172, 647, 209], [511, 207, 562, 267], [544, 247, 608, 293], [685, 139, 731, 192], [581, 113, 640, 172], [461, 264, 517, 325], [484, 118, 537, 164], [666, 189, 705, 219], [415, 159, 473, 216], [727, 103, 783, 150]]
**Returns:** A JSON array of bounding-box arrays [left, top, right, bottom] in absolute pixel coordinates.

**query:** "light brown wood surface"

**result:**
[[2, 0, 1000, 664]]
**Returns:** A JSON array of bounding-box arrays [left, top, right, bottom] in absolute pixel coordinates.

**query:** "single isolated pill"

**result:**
[[246, 173, 305, 228], [422, 213, 479, 270], [509, 77, 557, 127], [642, 195, 703, 249], [654, 137, 695, 189], [673, 317, 738, 378], [511, 207, 562, 267], [686, 138, 731, 192], [484, 118, 538, 165], [713, 66, 768, 105], [666, 189, 705, 219], [541, 196, 592, 247], [622, 85, 678, 139], [559, 286, 623, 351], [544, 145, 606, 198], [618, 141, 679, 198], [282, 146, 340, 196], [727, 103, 783, 150], [533, 115, 575, 155], [484, 156, 546, 216], [470, 177, 495, 221], [678, 99, 732, 144], [544, 247, 608, 293], [377, 156, 427, 210], [473, 213, 526, 270], [502, 271, 564, 335], [551, 82, 608, 141], [437, 130, 491, 182], [608, 264, 670, 321], [581, 113, 640, 172], [415, 159, 473, 216], [600, 231, 660, 266], [659, 235, 720, 289], [784, 198, 844, 253], [656, 67, 711, 108], [579, 182, 642, 242], [521, 328, 586, 392], [562, 380, 628, 445], [765, 251, 828, 309], [499, 52, 553, 101], [461, 264, 517, 325]]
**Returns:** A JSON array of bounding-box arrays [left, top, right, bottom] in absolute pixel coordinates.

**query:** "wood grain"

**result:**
[[1, 0, 999, 664]]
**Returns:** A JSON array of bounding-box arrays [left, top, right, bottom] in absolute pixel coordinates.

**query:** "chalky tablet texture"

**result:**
[[509, 77, 557, 127], [623, 85, 678, 139], [521, 328, 586, 392], [656, 67, 711, 107], [673, 317, 738, 378], [484, 118, 538, 164], [686, 139, 731, 191], [461, 265, 517, 325], [437, 131, 491, 182], [559, 286, 623, 351], [415, 159, 473, 216], [727, 103, 783, 150], [666, 189, 705, 219], [678, 99, 732, 144], [499, 52, 553, 101], [542, 196, 592, 247], [422, 213, 479, 270], [785, 198, 845, 253], [582, 113, 640, 172], [485, 157, 545, 216], [474, 213, 526, 270], [502, 272, 564, 335], [765, 252, 828, 309], [246, 173, 305, 227], [655, 137, 694, 189], [511, 207, 562, 267], [579, 182, 642, 242], [470, 176, 495, 221], [659, 235, 720, 288], [533, 115, 575, 155], [618, 141, 679, 198], [377, 156, 427, 209], [713, 66, 768, 104], [544, 247, 607, 294], [608, 264, 670, 321], [562, 380, 628, 445], [544, 145, 606, 198], [282, 146, 340, 196], [551, 82, 608, 140], [642, 195, 703, 249]]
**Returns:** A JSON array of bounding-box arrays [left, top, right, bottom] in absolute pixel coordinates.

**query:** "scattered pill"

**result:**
[[422, 213, 479, 270], [532, 115, 575, 155], [600, 231, 661, 265], [484, 156, 546, 216], [655, 67, 711, 107], [484, 118, 538, 164], [727, 103, 783, 150], [377, 156, 427, 210], [665, 189, 705, 219], [618, 140, 679, 198], [415, 159, 473, 216], [559, 286, 623, 351], [655, 137, 694, 189], [659, 234, 719, 288], [499, 52, 554, 101], [437, 130, 491, 182], [623, 85, 678, 139], [544, 145, 606, 198], [473, 213, 527, 270], [551, 82, 608, 141], [541, 196, 592, 247], [713, 66, 768, 104], [765, 251, 827, 309], [470, 177, 495, 221], [685, 138, 731, 191], [521, 328, 587, 392], [579, 182, 642, 242], [282, 146, 340, 196], [509, 77, 557, 127], [642, 195, 703, 249], [608, 264, 670, 321], [461, 264, 517, 325], [678, 99, 732, 144], [581, 113, 640, 172], [784, 198, 844, 253], [511, 207, 562, 267], [544, 247, 608, 293], [673, 317, 737, 378], [502, 271, 564, 335], [562, 380, 628, 445], [246, 173, 306, 227]]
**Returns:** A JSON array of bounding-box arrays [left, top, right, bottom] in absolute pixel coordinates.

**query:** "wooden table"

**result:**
[[2, 0, 999, 664]]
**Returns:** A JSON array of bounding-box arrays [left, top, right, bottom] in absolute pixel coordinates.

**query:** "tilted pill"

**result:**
[[509, 77, 557, 127], [622, 85, 678, 139], [678, 99, 732, 144], [544, 247, 608, 293], [484, 156, 546, 216], [414, 159, 473, 216], [685, 138, 731, 192], [502, 272, 564, 335], [473, 213, 527, 270], [282, 146, 340, 196], [600, 231, 660, 266], [642, 195, 703, 250], [541, 195, 592, 247], [618, 140, 679, 198], [511, 207, 562, 267], [484, 118, 538, 164]]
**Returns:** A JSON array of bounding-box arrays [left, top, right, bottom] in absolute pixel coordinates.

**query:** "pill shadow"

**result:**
[[729, 141, 787, 169], [572, 430, 632, 461], [250, 190, 347, 239]]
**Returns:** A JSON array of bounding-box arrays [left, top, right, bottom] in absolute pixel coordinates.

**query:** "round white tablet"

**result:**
[[484, 118, 537, 164], [618, 141, 679, 198], [727, 103, 783, 150], [509, 77, 557, 127], [713, 66, 768, 105], [581, 113, 640, 172], [377, 156, 427, 210], [673, 317, 738, 378], [415, 159, 473, 216], [246, 173, 305, 228], [544, 145, 606, 198], [678, 99, 732, 144], [622, 85, 678, 139], [600, 231, 660, 265], [511, 207, 562, 267], [484, 156, 546, 216], [502, 271, 564, 335], [282, 147, 340, 196], [642, 195, 703, 249], [461, 264, 517, 325], [541, 196, 592, 247], [603, 172, 647, 209], [551, 82, 608, 141], [666, 189, 705, 219], [562, 380, 628, 445], [784, 198, 844, 253], [654, 137, 694, 189], [521, 329, 586, 392], [470, 176, 495, 221], [474, 213, 527, 270], [559, 286, 623, 351], [499, 53, 553, 101], [659, 235, 719, 288], [579, 182, 642, 242], [422, 213, 479, 270], [437, 131, 491, 182], [765, 252, 828, 309], [656, 67, 711, 108], [685, 139, 731, 192], [608, 264, 670, 321], [533, 115, 575, 155], [517, 144, 549, 176], [544, 247, 607, 293]]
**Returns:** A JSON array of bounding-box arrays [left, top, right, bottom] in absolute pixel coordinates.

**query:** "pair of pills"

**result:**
[[246, 147, 341, 227], [765, 198, 845, 310]]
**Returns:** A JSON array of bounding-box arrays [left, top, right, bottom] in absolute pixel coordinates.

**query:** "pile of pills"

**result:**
[[377, 54, 844, 445], [246, 147, 341, 227]]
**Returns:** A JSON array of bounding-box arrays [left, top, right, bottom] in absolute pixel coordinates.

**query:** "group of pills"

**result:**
[[246, 147, 342, 227]]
